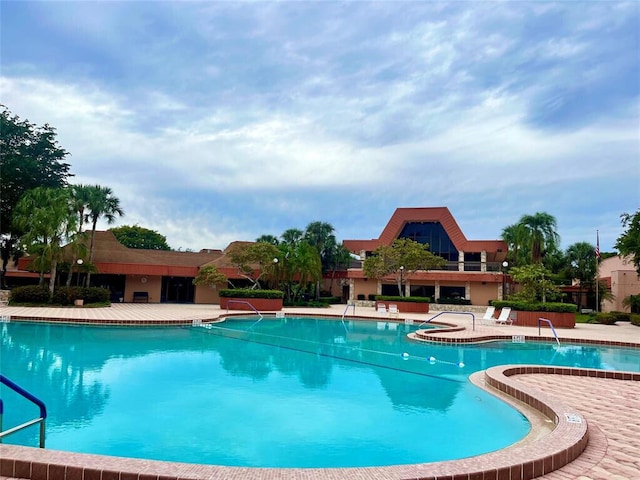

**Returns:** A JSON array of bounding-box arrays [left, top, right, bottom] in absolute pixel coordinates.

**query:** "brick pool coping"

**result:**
[[1, 313, 639, 480]]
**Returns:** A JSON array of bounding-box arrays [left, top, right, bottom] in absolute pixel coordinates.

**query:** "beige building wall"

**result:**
[[194, 284, 221, 304], [124, 275, 162, 303], [600, 255, 640, 312]]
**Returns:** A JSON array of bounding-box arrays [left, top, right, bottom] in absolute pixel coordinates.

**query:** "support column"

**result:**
[[465, 282, 471, 300], [481, 251, 487, 272], [458, 250, 464, 271], [435, 281, 440, 301]]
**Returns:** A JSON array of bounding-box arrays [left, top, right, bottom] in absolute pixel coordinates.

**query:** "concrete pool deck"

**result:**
[[0, 303, 638, 480]]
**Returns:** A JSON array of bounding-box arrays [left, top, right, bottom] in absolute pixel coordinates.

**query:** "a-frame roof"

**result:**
[[343, 207, 507, 260]]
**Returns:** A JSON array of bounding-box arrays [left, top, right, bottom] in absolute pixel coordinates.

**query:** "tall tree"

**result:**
[[85, 185, 124, 286], [518, 212, 560, 264], [304, 221, 337, 299], [564, 241, 598, 309], [0, 106, 72, 288], [255, 234, 279, 245], [65, 184, 92, 286], [110, 225, 171, 250], [615, 209, 640, 275], [227, 242, 280, 289], [363, 238, 446, 297], [501, 222, 530, 267], [13, 187, 77, 296]]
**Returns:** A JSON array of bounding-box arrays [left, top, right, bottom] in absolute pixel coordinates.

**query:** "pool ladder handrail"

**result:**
[[226, 300, 264, 329], [416, 311, 477, 331], [538, 317, 561, 346], [0, 374, 47, 448]]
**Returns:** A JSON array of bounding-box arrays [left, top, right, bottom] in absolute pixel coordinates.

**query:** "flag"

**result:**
[[595, 230, 600, 260]]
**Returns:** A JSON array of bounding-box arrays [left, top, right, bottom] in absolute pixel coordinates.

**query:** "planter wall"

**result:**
[[376, 300, 429, 313], [509, 310, 576, 329], [220, 297, 283, 311]]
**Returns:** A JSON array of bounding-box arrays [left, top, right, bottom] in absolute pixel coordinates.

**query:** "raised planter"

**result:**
[[376, 300, 429, 314], [220, 297, 283, 312], [509, 310, 576, 328]]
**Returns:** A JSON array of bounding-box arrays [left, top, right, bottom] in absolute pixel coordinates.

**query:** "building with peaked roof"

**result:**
[[14, 231, 244, 304], [342, 207, 509, 306], [12, 208, 510, 307]]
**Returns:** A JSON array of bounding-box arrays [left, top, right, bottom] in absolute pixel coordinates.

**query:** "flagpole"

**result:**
[[595, 230, 599, 313]]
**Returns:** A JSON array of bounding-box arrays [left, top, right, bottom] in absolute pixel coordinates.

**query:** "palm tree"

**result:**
[[85, 185, 124, 286], [565, 241, 598, 310], [255, 234, 279, 245], [289, 240, 322, 301], [518, 212, 560, 264], [281, 228, 304, 246], [13, 187, 77, 296], [304, 221, 336, 299], [65, 184, 92, 286], [501, 222, 529, 267]]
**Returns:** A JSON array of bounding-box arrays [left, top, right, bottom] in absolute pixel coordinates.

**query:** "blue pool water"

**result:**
[[1, 317, 639, 468]]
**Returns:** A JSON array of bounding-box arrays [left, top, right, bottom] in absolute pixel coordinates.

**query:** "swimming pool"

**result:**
[[1, 316, 638, 468]]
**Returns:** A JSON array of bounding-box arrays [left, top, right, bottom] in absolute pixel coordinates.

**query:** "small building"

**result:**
[[342, 207, 509, 305], [15, 231, 240, 304], [599, 255, 640, 313]]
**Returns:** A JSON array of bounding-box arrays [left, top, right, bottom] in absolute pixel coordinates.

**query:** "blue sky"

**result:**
[[2, 1, 638, 252]]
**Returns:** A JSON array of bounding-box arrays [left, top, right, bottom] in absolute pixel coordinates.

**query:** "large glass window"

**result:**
[[398, 222, 457, 261]]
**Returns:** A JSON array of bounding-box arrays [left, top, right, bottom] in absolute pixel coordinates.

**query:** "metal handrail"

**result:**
[[538, 317, 561, 346], [0, 374, 47, 448], [416, 311, 477, 331], [226, 300, 264, 329]]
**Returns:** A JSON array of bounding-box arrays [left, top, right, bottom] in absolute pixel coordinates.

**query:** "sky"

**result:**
[[1, 1, 638, 253]]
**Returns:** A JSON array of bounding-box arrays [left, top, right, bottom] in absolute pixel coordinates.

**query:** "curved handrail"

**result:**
[[538, 317, 560, 346], [226, 300, 264, 330], [0, 374, 47, 448], [416, 311, 477, 331]]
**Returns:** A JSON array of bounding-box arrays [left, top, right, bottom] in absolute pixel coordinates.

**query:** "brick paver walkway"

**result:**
[[518, 374, 640, 480]]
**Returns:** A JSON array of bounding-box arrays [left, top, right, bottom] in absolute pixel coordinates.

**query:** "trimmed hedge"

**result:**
[[609, 311, 631, 322], [219, 289, 284, 299], [589, 312, 618, 325], [319, 296, 343, 305], [375, 295, 431, 303], [437, 297, 471, 305], [492, 300, 577, 313], [631, 314, 640, 326], [10, 285, 110, 305], [10, 285, 50, 304]]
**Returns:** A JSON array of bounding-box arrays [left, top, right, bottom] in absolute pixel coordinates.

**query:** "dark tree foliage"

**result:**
[[615, 209, 640, 275], [109, 225, 171, 250], [0, 106, 72, 287]]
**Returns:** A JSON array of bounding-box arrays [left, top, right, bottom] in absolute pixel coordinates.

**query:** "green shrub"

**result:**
[[51, 287, 84, 305], [610, 311, 631, 322], [593, 312, 618, 325], [375, 295, 431, 303], [283, 300, 330, 308], [437, 297, 471, 305], [357, 294, 365, 300], [219, 289, 284, 299], [492, 301, 577, 313], [9, 285, 50, 304], [83, 287, 110, 304], [368, 294, 377, 301], [630, 314, 640, 326], [319, 296, 342, 304]]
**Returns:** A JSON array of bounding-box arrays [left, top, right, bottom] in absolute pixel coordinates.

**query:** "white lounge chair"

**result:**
[[494, 307, 513, 325], [388, 304, 399, 318], [377, 303, 387, 314], [480, 306, 496, 325]]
